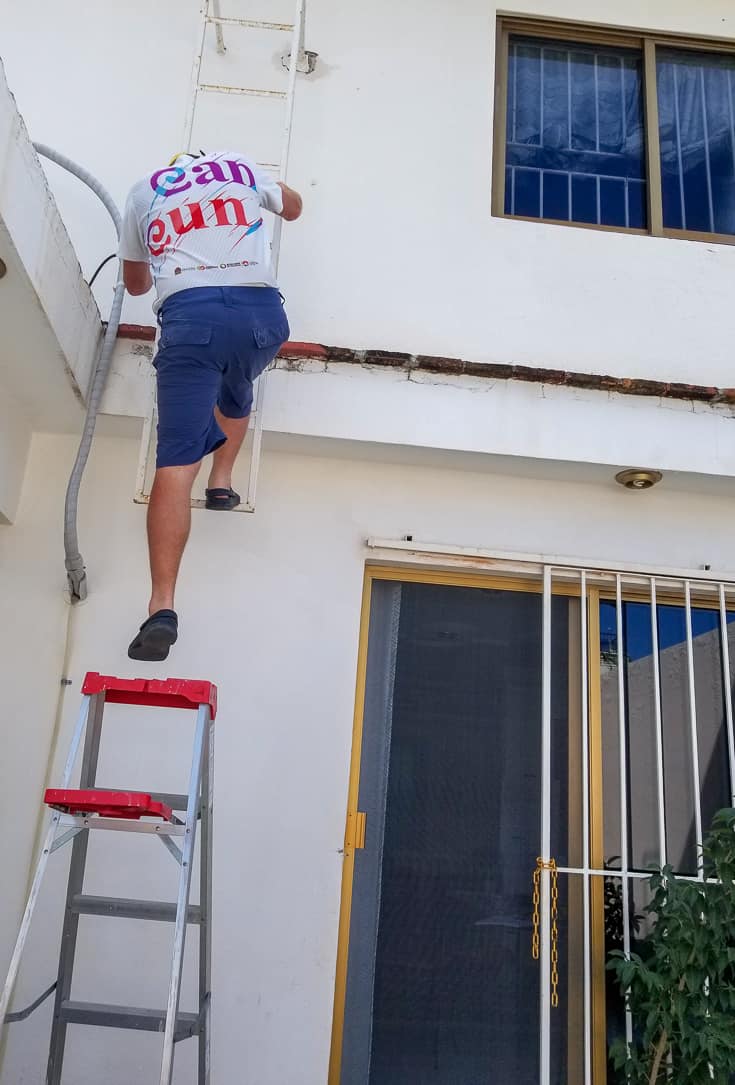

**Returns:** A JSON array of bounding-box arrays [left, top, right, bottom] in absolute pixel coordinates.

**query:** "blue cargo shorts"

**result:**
[[153, 286, 290, 468]]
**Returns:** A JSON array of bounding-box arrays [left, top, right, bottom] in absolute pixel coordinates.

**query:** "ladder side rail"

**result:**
[[134, 398, 156, 505], [198, 713, 214, 1084], [182, 0, 211, 150], [159, 704, 209, 1085], [246, 0, 306, 511], [47, 693, 106, 1085], [0, 695, 92, 1032], [210, 0, 226, 54]]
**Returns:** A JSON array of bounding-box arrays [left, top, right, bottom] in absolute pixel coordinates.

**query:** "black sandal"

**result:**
[[205, 487, 241, 510], [128, 610, 178, 662]]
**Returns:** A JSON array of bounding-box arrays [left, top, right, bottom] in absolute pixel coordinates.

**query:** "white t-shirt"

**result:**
[[118, 150, 283, 311]]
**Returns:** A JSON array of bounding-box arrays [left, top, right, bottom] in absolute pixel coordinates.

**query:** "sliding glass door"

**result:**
[[330, 567, 735, 1085], [335, 577, 578, 1084]]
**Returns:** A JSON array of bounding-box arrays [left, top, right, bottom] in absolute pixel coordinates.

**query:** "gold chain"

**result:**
[[532, 857, 560, 1009]]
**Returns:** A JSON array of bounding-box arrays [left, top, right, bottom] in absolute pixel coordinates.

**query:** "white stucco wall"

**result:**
[[262, 360, 735, 488], [0, 436, 71, 1037], [0, 60, 101, 427], [0, 385, 31, 523], [2, 433, 735, 1083], [2, 0, 735, 385]]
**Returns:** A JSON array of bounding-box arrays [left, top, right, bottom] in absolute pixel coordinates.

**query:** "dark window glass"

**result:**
[[341, 582, 576, 1084], [599, 599, 733, 876], [657, 48, 735, 235], [505, 38, 647, 228]]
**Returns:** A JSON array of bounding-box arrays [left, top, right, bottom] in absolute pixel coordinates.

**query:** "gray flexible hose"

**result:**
[[33, 144, 125, 603]]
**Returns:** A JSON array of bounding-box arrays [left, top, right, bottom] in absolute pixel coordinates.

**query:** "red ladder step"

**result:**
[[82, 673, 217, 719], [45, 790, 173, 821]]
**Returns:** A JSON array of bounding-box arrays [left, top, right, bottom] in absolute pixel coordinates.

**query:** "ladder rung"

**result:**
[[198, 83, 287, 100], [207, 15, 294, 31], [60, 1001, 200, 1041], [58, 815, 186, 838], [71, 895, 202, 924]]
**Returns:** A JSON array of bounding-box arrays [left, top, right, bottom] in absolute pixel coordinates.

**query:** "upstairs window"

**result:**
[[657, 48, 735, 235], [494, 18, 735, 243], [505, 40, 647, 228]]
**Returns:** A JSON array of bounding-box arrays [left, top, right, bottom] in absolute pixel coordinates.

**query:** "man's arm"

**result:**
[[123, 261, 153, 296], [118, 186, 153, 296], [277, 182, 303, 222]]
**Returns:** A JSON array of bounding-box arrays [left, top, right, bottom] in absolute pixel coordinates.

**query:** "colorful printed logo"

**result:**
[[146, 198, 263, 256], [150, 158, 256, 198]]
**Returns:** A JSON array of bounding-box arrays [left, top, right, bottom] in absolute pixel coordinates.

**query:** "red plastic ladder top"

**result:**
[[44, 790, 173, 821], [82, 672, 217, 720]]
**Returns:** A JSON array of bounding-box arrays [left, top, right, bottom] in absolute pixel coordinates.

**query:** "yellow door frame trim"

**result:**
[[327, 572, 373, 1085]]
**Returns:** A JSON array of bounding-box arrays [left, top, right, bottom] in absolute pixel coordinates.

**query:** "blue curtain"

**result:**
[[657, 48, 735, 235], [505, 38, 646, 227]]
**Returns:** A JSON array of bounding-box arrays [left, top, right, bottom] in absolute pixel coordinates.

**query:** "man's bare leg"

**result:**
[[207, 407, 250, 491], [147, 461, 202, 614]]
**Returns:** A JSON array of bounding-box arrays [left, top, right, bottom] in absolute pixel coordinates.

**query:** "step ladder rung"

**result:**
[[207, 15, 295, 32], [198, 83, 287, 100], [58, 814, 186, 838], [60, 1001, 200, 1041], [46, 789, 173, 822], [71, 895, 202, 924], [82, 673, 217, 717]]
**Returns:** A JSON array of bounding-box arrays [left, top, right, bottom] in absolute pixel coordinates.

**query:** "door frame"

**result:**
[[329, 560, 735, 1084], [327, 564, 582, 1084]]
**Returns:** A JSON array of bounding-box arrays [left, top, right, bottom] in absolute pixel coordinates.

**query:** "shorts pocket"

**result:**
[[159, 323, 213, 350], [252, 317, 290, 350]]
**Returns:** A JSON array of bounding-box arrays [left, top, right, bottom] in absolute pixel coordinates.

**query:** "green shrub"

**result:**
[[608, 809, 735, 1084]]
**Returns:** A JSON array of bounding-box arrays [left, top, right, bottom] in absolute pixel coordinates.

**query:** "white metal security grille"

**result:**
[[367, 539, 735, 1083]]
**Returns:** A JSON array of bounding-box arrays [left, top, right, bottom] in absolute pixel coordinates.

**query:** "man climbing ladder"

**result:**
[[120, 150, 302, 662]]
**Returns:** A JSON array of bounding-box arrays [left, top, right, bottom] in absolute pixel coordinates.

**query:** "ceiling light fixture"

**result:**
[[615, 468, 663, 490]]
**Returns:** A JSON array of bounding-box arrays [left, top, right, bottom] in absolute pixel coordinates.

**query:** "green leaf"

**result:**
[[606, 810, 735, 1084]]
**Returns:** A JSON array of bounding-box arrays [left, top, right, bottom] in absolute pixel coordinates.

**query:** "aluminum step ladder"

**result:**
[[134, 0, 316, 515], [0, 672, 217, 1085]]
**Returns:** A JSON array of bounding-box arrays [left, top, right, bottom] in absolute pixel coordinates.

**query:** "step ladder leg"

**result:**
[[46, 693, 105, 1085], [0, 696, 91, 1034], [160, 704, 209, 1085], [198, 713, 214, 1084], [0, 814, 61, 1030]]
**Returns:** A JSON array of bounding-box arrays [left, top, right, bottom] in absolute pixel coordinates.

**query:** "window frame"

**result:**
[[492, 14, 735, 245]]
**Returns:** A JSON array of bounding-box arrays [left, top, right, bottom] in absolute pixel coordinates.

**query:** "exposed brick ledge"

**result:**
[[286, 344, 735, 406], [114, 329, 735, 406], [116, 323, 157, 342]]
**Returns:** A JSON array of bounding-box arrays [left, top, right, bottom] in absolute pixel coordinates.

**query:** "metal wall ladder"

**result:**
[[0, 672, 217, 1085], [134, 0, 316, 514]]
